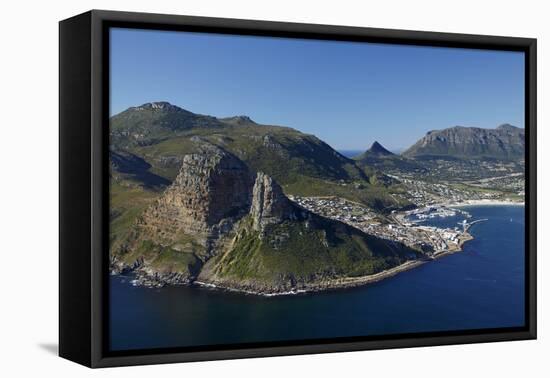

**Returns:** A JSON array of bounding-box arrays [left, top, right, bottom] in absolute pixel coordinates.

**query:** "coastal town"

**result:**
[[386, 172, 524, 208], [289, 195, 475, 258]]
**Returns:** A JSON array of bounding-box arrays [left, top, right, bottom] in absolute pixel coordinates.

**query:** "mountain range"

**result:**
[[112, 142, 416, 293], [402, 124, 524, 160], [109, 101, 524, 293]]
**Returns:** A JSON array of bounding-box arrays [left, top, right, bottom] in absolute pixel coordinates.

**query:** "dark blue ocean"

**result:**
[[110, 205, 525, 351]]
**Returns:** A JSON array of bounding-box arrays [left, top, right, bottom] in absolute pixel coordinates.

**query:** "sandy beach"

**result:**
[[443, 199, 525, 207]]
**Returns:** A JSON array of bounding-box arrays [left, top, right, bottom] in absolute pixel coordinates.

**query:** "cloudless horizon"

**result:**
[[110, 28, 525, 150]]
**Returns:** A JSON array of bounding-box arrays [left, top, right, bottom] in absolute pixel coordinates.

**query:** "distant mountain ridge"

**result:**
[[402, 124, 524, 160]]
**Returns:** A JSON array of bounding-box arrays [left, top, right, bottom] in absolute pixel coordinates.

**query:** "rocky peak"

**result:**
[[367, 141, 394, 156], [133, 101, 189, 113], [250, 172, 295, 231], [128, 140, 301, 258]]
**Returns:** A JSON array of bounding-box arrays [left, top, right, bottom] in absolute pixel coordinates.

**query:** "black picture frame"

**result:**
[[59, 9, 537, 368]]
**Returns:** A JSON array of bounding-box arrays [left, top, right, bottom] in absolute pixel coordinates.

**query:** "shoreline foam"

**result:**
[[443, 199, 524, 207]]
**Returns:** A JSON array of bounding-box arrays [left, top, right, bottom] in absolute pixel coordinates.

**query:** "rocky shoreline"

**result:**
[[228, 259, 430, 296], [111, 197, 479, 295], [110, 263, 193, 288], [111, 228, 474, 295]]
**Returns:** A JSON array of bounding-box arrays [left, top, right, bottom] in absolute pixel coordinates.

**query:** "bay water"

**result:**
[[110, 205, 525, 351]]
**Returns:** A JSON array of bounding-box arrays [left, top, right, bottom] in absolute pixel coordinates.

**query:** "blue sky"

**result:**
[[110, 28, 525, 151]]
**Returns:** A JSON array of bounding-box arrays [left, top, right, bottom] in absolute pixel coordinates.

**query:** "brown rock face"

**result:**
[[168, 148, 254, 226], [118, 143, 299, 282], [250, 172, 296, 231], [133, 145, 255, 255]]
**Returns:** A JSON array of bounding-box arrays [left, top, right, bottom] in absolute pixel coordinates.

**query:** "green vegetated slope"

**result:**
[[201, 214, 417, 292], [109, 178, 158, 251], [108, 102, 525, 293], [117, 237, 204, 279]]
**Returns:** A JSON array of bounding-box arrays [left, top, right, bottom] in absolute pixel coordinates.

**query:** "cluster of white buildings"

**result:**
[[289, 195, 468, 257], [289, 195, 375, 223]]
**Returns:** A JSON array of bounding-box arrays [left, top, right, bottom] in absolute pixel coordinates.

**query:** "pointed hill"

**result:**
[[357, 141, 395, 159], [368, 141, 395, 156], [353, 141, 425, 176]]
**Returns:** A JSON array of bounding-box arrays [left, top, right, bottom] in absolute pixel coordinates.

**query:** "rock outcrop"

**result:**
[[114, 143, 302, 272], [250, 172, 296, 232], [133, 101, 192, 113], [125, 144, 255, 259], [112, 143, 417, 294]]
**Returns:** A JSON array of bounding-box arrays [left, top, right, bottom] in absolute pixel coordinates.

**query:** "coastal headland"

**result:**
[[117, 194, 483, 296], [109, 102, 525, 296]]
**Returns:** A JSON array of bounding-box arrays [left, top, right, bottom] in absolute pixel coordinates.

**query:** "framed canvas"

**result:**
[[59, 10, 537, 368]]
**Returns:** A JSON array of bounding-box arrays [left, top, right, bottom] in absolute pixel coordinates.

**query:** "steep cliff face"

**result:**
[[196, 169, 416, 294], [147, 145, 254, 240], [112, 144, 416, 293], [113, 143, 301, 278], [250, 172, 297, 232], [112, 145, 255, 280]]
